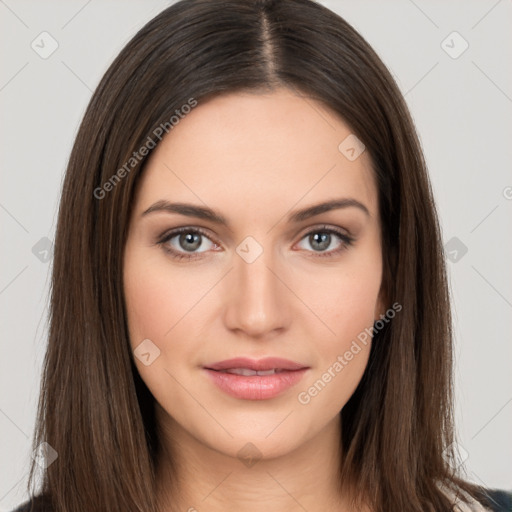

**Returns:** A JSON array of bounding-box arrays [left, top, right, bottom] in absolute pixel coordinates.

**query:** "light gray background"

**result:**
[[1, 0, 511, 509]]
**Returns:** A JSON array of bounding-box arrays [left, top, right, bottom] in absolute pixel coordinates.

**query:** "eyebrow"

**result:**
[[141, 198, 370, 226]]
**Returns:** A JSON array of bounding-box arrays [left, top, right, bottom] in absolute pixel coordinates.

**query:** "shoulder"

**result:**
[[478, 488, 512, 512], [450, 486, 512, 512], [438, 483, 511, 512], [10, 501, 31, 512], [10, 495, 52, 512]]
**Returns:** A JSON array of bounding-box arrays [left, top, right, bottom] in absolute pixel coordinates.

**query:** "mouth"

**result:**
[[203, 357, 309, 400], [205, 356, 307, 372], [213, 368, 288, 376]]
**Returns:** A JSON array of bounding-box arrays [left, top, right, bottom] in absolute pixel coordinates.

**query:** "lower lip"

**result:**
[[203, 368, 308, 400]]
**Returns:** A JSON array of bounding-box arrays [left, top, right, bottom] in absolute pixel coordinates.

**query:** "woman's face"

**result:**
[[124, 87, 385, 461]]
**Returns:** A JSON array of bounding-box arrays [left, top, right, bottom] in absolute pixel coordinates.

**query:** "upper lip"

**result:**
[[205, 357, 308, 371]]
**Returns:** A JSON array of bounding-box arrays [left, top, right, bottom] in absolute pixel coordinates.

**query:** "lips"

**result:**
[[205, 357, 307, 372], [222, 368, 282, 376], [203, 357, 309, 400]]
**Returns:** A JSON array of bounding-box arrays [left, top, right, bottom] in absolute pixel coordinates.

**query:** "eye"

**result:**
[[157, 227, 219, 261], [157, 224, 355, 262], [295, 225, 355, 258]]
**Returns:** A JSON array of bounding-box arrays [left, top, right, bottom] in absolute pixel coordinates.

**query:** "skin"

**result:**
[[123, 88, 386, 512]]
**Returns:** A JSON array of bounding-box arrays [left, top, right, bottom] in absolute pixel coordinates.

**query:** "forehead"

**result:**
[[136, 88, 377, 219]]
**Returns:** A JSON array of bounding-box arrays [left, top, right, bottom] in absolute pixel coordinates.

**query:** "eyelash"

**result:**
[[156, 225, 355, 261]]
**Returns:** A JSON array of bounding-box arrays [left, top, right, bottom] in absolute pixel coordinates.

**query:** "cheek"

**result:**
[[123, 253, 198, 410], [124, 254, 200, 343], [295, 241, 382, 341], [296, 280, 376, 416], [123, 249, 220, 383], [294, 245, 382, 410]]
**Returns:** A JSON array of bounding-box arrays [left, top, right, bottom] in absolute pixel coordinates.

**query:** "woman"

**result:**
[[12, 0, 511, 511]]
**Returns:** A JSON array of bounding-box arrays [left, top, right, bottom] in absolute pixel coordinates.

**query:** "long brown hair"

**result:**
[[27, 0, 491, 510]]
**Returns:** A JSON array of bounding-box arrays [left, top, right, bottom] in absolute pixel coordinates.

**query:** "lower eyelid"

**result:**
[[158, 226, 354, 259]]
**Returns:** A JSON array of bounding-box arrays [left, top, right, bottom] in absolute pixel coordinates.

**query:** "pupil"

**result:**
[[311, 232, 330, 251], [180, 232, 201, 251]]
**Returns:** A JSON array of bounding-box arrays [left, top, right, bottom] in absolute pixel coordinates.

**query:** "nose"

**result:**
[[222, 247, 291, 339]]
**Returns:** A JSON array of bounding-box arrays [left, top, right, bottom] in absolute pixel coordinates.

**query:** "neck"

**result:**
[[155, 407, 362, 512]]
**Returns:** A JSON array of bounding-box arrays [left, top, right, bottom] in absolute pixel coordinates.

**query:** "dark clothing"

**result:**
[[480, 489, 512, 511], [11, 495, 50, 512]]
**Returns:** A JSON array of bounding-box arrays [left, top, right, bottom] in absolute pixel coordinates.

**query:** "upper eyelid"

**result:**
[[158, 224, 353, 248], [159, 226, 219, 244]]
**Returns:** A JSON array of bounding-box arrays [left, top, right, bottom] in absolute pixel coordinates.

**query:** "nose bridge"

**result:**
[[223, 240, 289, 337]]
